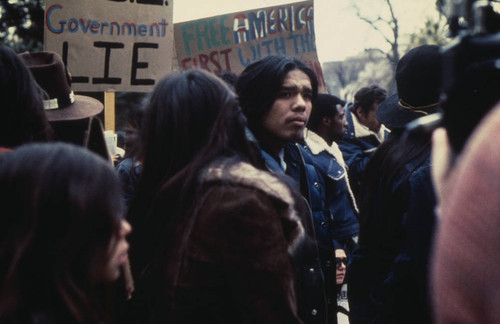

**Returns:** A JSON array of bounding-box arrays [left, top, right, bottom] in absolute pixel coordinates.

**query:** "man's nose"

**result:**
[[293, 94, 307, 111]]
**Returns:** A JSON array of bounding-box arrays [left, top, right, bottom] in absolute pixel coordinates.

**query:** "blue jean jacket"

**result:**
[[261, 144, 330, 324], [306, 149, 359, 242]]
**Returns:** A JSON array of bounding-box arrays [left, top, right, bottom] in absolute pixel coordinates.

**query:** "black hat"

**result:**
[[376, 45, 442, 129]]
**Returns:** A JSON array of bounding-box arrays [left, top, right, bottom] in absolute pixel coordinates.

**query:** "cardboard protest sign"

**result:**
[[44, 0, 174, 92], [174, 0, 326, 91]]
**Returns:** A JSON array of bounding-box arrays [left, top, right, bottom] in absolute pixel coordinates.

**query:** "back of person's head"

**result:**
[[308, 93, 346, 132], [352, 85, 387, 115], [376, 45, 442, 130], [0, 45, 53, 148], [235, 55, 318, 138], [127, 69, 261, 313], [0, 142, 125, 323], [137, 68, 254, 187]]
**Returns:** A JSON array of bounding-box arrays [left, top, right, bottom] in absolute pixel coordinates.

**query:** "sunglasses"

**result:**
[[336, 257, 348, 269]]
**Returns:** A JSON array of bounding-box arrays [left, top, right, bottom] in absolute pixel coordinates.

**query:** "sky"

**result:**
[[173, 0, 442, 63]]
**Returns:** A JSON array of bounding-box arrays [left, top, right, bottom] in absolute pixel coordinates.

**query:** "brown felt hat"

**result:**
[[19, 51, 103, 122]]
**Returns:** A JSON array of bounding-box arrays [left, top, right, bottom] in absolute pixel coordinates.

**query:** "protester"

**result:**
[[236, 54, 331, 323], [305, 93, 359, 254], [347, 45, 441, 324], [115, 101, 146, 211], [20, 51, 111, 161], [0, 142, 131, 324], [334, 242, 350, 324], [0, 45, 53, 148], [125, 69, 304, 324], [338, 85, 388, 201]]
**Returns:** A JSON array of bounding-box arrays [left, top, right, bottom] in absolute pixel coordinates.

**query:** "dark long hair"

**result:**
[[236, 55, 318, 144], [358, 123, 434, 245], [126, 69, 261, 289], [0, 45, 54, 148], [0, 142, 123, 324]]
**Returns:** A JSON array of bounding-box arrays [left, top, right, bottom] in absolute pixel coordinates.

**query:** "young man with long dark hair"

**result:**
[[236, 55, 332, 324]]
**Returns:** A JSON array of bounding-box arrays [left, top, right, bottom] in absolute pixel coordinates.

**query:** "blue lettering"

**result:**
[[181, 23, 195, 56], [45, 4, 63, 34]]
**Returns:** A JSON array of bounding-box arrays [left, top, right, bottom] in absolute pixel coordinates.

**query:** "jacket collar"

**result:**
[[348, 111, 389, 142], [304, 130, 359, 213], [261, 149, 287, 174], [202, 160, 304, 252], [304, 129, 346, 167]]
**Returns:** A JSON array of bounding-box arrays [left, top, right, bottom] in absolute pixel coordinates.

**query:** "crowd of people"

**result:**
[[0, 33, 499, 324]]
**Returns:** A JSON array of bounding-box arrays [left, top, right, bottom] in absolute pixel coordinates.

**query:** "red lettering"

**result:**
[[180, 48, 232, 72], [209, 51, 223, 73], [199, 54, 210, 70]]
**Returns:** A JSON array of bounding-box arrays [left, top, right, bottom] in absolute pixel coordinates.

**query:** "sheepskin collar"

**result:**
[[350, 111, 388, 142], [304, 130, 346, 167], [202, 161, 304, 252]]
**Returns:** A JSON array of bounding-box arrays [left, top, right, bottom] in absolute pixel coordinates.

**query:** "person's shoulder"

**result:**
[[115, 156, 135, 172], [200, 160, 305, 250], [202, 160, 295, 207]]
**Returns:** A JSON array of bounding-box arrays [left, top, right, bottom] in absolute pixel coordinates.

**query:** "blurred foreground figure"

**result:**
[[431, 103, 500, 324], [430, 2, 500, 322], [0, 142, 131, 324]]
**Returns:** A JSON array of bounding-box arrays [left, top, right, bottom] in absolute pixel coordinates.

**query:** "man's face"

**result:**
[[331, 104, 348, 140], [261, 69, 313, 153], [357, 102, 382, 133]]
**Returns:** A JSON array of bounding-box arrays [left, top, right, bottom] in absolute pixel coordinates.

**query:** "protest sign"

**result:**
[[44, 0, 174, 92], [174, 0, 326, 91]]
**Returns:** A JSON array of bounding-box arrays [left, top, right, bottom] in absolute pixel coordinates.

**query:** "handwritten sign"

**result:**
[[174, 0, 326, 90], [44, 0, 174, 92]]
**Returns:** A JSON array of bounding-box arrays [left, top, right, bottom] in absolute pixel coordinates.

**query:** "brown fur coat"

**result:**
[[164, 160, 305, 323]]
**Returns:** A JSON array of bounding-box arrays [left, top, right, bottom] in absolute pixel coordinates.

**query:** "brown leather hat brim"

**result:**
[[45, 95, 104, 122]]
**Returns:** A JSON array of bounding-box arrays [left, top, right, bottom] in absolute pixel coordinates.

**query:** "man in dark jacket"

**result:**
[[304, 94, 361, 324], [305, 94, 359, 249], [236, 54, 329, 324], [338, 86, 388, 201], [348, 45, 441, 324]]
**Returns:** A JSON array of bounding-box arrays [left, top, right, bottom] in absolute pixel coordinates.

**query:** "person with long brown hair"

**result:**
[[0, 142, 131, 324], [125, 69, 304, 324]]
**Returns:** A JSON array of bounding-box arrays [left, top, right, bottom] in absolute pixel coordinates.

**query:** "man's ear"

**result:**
[[355, 106, 364, 120], [322, 116, 331, 126]]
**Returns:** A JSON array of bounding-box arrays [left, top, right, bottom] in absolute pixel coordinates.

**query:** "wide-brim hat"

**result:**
[[19, 51, 103, 122], [376, 45, 442, 129]]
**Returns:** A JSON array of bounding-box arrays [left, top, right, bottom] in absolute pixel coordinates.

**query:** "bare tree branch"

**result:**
[[356, 15, 394, 45], [352, 0, 396, 47]]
